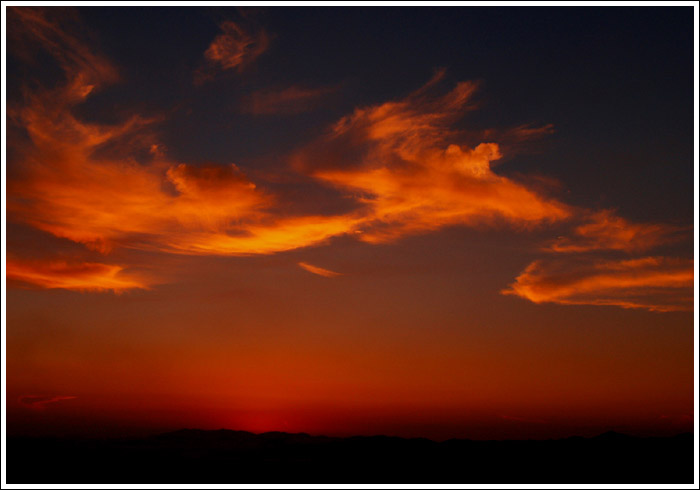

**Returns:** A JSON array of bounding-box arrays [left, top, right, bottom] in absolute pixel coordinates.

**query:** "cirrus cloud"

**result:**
[[9, 16, 570, 263], [298, 262, 342, 278], [296, 76, 572, 244], [18, 395, 78, 410], [7, 8, 690, 312], [195, 20, 268, 83], [241, 84, 341, 115], [502, 256, 693, 312], [7, 259, 152, 293], [548, 209, 686, 253]]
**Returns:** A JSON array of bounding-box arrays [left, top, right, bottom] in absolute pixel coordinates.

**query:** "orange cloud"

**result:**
[[242, 85, 340, 115], [502, 256, 693, 312], [19, 11, 687, 316], [298, 262, 342, 278], [18, 395, 77, 410], [549, 210, 685, 253], [8, 130, 268, 254], [6, 14, 290, 256], [7, 259, 151, 292], [296, 78, 571, 243], [9, 140, 364, 256], [8, 97, 362, 257], [196, 20, 268, 83], [7, 10, 363, 259], [11, 26, 572, 263], [6, 9, 693, 320], [161, 214, 363, 256]]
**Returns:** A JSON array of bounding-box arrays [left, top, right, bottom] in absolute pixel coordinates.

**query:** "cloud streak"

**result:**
[[18, 395, 77, 410], [502, 257, 693, 312], [242, 85, 340, 115], [298, 262, 342, 278], [7, 259, 152, 292], [548, 210, 686, 253]]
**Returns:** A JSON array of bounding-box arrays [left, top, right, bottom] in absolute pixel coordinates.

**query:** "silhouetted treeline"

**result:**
[[7, 429, 693, 483]]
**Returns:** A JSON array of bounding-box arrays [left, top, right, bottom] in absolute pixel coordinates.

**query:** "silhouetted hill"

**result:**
[[7, 429, 694, 483]]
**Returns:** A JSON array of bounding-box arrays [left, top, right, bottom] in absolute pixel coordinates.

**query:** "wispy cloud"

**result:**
[[7, 259, 152, 292], [7, 10, 358, 260], [241, 84, 340, 115], [195, 20, 268, 83], [295, 76, 571, 244], [18, 395, 77, 410], [548, 210, 686, 253], [508, 124, 555, 141], [298, 262, 342, 278], [8, 8, 118, 91], [504, 207, 693, 312], [8, 10, 690, 313], [502, 256, 693, 312], [11, 23, 571, 263]]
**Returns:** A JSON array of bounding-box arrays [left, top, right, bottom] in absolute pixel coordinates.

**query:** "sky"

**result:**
[[4, 6, 695, 441]]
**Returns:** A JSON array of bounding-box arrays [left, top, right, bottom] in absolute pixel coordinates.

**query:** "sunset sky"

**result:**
[[4, 6, 695, 441]]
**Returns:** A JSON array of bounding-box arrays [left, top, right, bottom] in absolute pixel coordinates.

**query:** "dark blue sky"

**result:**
[[38, 6, 691, 226]]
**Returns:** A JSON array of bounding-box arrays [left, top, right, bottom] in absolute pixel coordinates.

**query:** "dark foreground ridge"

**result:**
[[8, 429, 693, 483]]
